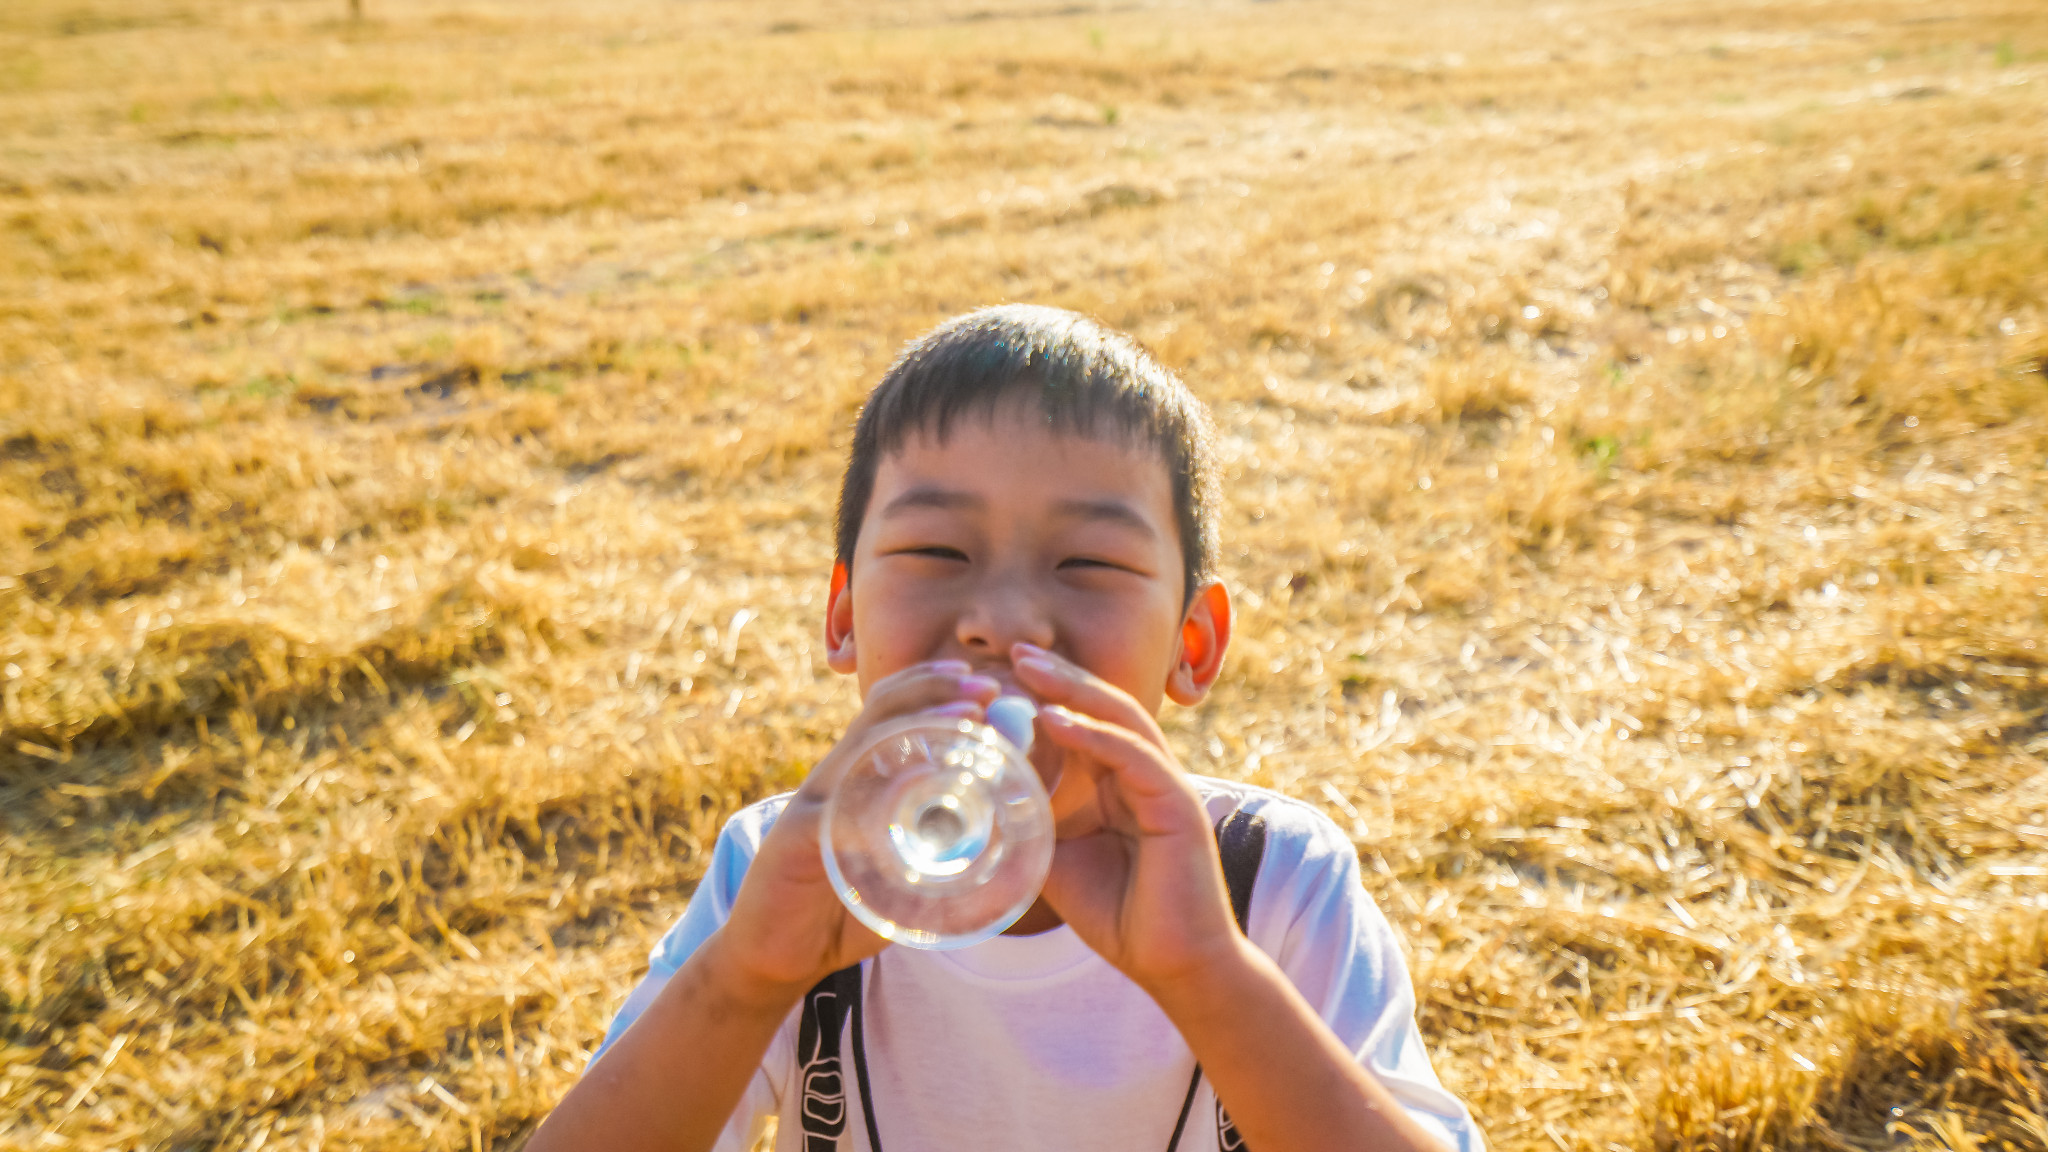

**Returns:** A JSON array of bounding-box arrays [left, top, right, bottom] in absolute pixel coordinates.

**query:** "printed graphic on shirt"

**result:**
[[1217, 1100, 1245, 1152], [797, 982, 849, 1150]]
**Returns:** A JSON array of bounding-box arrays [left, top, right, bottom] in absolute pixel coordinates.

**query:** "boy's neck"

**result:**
[[1003, 896, 1065, 936]]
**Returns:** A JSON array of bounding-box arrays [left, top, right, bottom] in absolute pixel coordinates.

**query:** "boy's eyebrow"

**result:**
[[879, 486, 982, 516], [1052, 497, 1158, 538]]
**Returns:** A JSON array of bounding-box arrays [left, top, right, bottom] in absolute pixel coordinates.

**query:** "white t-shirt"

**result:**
[[595, 778, 1482, 1152]]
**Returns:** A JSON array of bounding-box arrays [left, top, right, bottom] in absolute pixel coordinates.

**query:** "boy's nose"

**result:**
[[953, 575, 1054, 656]]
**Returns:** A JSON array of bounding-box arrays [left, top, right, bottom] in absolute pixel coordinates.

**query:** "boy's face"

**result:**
[[826, 403, 1223, 723]]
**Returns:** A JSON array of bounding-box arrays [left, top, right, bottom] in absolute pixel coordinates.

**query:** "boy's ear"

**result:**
[[1166, 580, 1231, 706], [824, 560, 858, 675]]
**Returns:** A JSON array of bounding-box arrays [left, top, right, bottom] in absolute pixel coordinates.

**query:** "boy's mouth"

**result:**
[[956, 664, 1058, 786], [967, 663, 1027, 700]]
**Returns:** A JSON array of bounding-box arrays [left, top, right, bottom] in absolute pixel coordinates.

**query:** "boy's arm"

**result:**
[[1016, 647, 1454, 1152], [1151, 941, 1453, 1152], [527, 661, 1003, 1152], [533, 929, 807, 1152]]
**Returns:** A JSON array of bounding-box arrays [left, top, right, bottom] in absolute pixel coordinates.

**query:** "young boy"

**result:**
[[528, 306, 1480, 1152]]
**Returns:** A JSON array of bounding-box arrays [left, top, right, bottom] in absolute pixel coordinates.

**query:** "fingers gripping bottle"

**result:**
[[821, 696, 1055, 949]]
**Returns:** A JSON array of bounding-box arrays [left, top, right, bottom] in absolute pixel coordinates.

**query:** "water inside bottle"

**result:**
[[888, 775, 994, 878], [820, 699, 1054, 949]]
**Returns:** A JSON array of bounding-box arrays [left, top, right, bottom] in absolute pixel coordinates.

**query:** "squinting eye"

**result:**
[[1060, 557, 1122, 571], [906, 546, 968, 561]]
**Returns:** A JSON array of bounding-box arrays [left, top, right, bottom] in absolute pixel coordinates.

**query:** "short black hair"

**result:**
[[835, 305, 1219, 602]]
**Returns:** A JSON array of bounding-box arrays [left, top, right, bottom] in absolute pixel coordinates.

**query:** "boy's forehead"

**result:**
[[867, 413, 1176, 525]]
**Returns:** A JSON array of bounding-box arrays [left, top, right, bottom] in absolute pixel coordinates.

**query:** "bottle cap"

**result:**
[[985, 696, 1037, 754]]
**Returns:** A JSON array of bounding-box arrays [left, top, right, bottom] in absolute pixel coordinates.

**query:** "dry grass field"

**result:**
[[4, 0, 2047, 1148]]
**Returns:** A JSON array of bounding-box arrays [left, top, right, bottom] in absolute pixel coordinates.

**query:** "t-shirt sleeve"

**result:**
[[1248, 796, 1484, 1152], [587, 796, 793, 1152]]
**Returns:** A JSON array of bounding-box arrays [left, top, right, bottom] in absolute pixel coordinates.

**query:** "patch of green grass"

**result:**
[[0, 52, 43, 92], [240, 373, 295, 399], [328, 82, 410, 109], [389, 292, 444, 316], [501, 368, 568, 394]]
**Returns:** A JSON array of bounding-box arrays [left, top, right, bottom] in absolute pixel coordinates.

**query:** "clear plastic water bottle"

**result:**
[[821, 696, 1054, 950]]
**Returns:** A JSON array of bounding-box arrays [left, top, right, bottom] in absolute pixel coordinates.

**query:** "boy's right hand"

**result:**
[[707, 659, 1001, 1008]]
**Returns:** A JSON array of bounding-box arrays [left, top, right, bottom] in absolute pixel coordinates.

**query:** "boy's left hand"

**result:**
[[1009, 642, 1245, 996]]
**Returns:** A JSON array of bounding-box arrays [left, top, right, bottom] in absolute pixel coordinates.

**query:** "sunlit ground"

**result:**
[[3, 0, 2046, 1148]]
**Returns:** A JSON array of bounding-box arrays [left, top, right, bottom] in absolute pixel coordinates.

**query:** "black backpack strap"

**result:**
[[848, 965, 884, 1152], [1166, 804, 1268, 1152], [1215, 807, 1268, 936], [797, 964, 884, 1151]]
